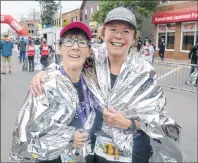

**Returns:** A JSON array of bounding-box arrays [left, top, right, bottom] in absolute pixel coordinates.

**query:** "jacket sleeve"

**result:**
[[10, 72, 78, 162], [189, 46, 194, 59]]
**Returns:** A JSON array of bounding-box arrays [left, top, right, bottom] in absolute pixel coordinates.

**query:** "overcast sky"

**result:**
[[1, 1, 82, 34]]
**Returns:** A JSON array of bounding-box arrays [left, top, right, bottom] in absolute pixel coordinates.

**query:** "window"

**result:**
[[157, 24, 175, 50], [181, 22, 197, 51], [91, 7, 93, 14], [72, 16, 77, 22], [182, 32, 194, 50], [28, 30, 31, 33], [167, 32, 175, 49], [59, 18, 60, 26]]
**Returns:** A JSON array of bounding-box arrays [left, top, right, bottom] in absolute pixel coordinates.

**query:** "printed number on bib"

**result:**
[[103, 143, 121, 157]]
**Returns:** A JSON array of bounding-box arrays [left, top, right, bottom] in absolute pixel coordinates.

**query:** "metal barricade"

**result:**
[[153, 61, 197, 93]]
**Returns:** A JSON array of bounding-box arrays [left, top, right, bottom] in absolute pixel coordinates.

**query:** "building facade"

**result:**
[[80, 0, 100, 35], [20, 19, 40, 37], [152, 1, 198, 60], [62, 9, 80, 26], [53, 13, 61, 27]]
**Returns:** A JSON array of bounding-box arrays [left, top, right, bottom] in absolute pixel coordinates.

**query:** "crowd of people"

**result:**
[[10, 7, 184, 163], [0, 36, 52, 73]]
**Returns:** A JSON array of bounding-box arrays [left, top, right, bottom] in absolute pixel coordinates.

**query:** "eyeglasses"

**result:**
[[61, 38, 90, 48], [108, 28, 132, 37]]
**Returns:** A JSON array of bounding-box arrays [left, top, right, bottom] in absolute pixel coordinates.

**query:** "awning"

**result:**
[[152, 7, 198, 24]]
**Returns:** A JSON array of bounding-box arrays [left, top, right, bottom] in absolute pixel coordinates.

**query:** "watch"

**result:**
[[127, 119, 137, 131]]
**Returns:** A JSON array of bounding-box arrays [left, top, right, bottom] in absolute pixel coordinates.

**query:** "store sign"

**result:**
[[89, 22, 97, 29], [183, 22, 196, 31], [158, 24, 166, 32], [152, 7, 198, 24], [167, 24, 176, 32]]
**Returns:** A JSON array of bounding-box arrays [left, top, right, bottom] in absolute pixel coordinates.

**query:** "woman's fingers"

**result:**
[[30, 72, 46, 96], [30, 77, 41, 96]]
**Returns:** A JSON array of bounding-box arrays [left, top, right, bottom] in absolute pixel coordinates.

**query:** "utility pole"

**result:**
[[33, 8, 36, 37], [59, 1, 62, 27]]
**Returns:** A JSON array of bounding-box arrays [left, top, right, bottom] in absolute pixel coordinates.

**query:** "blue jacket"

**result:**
[[1, 39, 14, 57]]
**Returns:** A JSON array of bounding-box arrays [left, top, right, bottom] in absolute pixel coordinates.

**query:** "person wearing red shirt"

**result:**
[[27, 39, 35, 71], [40, 39, 49, 69]]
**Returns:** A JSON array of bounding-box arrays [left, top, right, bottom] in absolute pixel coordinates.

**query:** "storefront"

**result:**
[[152, 3, 198, 60]]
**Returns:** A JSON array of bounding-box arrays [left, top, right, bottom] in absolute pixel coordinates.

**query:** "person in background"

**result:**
[[18, 37, 27, 63], [144, 37, 148, 46], [34, 37, 41, 58], [1, 35, 14, 74], [189, 42, 198, 75], [137, 36, 142, 52], [144, 40, 154, 64], [40, 39, 49, 69], [158, 37, 165, 61], [96, 26, 104, 44], [27, 38, 35, 72]]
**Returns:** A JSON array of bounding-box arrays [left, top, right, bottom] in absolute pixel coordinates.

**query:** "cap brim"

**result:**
[[60, 22, 92, 41], [104, 17, 137, 29]]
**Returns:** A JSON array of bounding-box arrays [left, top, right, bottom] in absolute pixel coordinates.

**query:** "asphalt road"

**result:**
[[1, 50, 197, 162]]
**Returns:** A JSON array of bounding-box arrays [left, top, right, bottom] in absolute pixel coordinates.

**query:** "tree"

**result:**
[[36, 0, 59, 26], [91, 0, 158, 28]]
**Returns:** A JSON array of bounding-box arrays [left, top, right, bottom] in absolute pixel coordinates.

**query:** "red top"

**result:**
[[41, 44, 49, 56], [27, 45, 35, 56]]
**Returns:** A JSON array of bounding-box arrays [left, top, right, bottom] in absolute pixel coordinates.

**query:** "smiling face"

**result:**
[[103, 21, 136, 59], [59, 29, 91, 71]]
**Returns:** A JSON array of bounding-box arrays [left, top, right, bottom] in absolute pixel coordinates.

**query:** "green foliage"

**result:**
[[36, 0, 60, 26], [91, 0, 158, 27]]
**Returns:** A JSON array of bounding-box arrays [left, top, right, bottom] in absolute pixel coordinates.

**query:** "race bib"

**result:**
[[94, 134, 131, 162], [60, 153, 77, 163], [43, 47, 48, 50]]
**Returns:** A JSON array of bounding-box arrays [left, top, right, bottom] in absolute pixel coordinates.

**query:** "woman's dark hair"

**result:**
[[59, 28, 90, 47]]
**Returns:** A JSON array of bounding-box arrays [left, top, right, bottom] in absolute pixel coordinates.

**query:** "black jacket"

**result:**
[[159, 41, 165, 51], [189, 45, 198, 62]]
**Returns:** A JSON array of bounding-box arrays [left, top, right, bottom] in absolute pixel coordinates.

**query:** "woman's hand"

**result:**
[[103, 108, 140, 130], [73, 131, 88, 148], [103, 108, 131, 129], [29, 71, 46, 96]]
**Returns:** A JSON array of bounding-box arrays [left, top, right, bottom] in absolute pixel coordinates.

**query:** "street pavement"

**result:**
[[1, 50, 197, 162]]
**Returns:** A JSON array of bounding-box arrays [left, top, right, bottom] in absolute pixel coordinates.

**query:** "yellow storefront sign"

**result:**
[[89, 22, 97, 29]]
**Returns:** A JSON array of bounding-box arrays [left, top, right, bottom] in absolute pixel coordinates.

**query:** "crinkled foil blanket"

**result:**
[[82, 47, 183, 162], [10, 69, 95, 162]]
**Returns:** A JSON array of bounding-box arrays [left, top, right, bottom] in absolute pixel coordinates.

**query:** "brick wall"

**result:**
[[62, 9, 80, 25], [153, 1, 197, 60]]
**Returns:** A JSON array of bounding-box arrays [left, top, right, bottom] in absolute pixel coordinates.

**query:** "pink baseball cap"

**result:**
[[60, 22, 92, 41]]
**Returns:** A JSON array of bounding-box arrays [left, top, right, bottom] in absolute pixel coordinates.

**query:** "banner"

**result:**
[[152, 7, 198, 24]]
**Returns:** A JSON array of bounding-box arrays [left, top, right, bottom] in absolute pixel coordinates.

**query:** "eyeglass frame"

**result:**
[[60, 38, 91, 48], [106, 26, 134, 37]]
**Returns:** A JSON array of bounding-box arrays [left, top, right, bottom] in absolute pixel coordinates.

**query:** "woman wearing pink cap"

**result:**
[[28, 7, 182, 163], [11, 22, 99, 163]]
